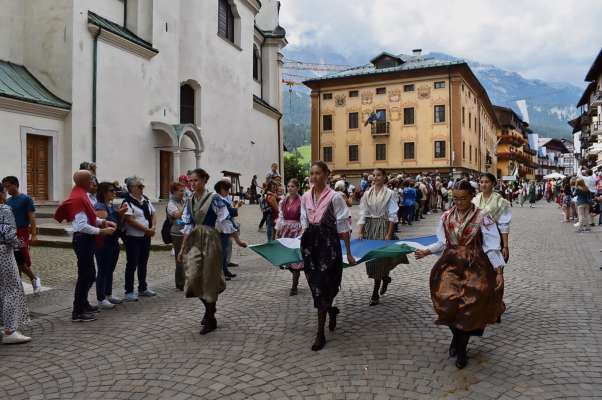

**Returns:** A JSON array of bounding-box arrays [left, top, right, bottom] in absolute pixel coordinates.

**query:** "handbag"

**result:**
[[161, 207, 173, 244]]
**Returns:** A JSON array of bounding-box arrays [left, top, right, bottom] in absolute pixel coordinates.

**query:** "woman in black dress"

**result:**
[[300, 161, 356, 351]]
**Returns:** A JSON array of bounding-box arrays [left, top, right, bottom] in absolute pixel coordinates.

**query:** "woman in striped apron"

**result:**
[[358, 168, 407, 306]]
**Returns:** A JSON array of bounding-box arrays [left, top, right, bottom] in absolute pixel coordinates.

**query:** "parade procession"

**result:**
[[2, 1, 602, 399]]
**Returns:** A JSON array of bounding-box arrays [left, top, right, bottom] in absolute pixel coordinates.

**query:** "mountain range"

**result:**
[[282, 47, 583, 151]]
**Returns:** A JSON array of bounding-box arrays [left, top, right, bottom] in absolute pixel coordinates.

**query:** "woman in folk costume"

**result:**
[[274, 178, 304, 296], [472, 173, 511, 263], [0, 183, 31, 344], [358, 168, 406, 306], [301, 161, 356, 351], [528, 180, 537, 207], [178, 168, 226, 335], [415, 180, 505, 369]]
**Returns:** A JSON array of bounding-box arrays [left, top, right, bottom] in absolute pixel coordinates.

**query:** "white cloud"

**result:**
[[280, 0, 602, 86]]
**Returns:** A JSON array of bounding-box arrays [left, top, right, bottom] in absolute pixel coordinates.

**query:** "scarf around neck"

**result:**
[[472, 192, 509, 221], [443, 205, 483, 246], [303, 185, 335, 224], [54, 186, 97, 225], [363, 185, 393, 218]]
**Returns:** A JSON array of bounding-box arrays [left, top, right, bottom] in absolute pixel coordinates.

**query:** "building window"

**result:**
[[376, 143, 387, 161], [474, 117, 477, 131], [434, 81, 446, 89], [323, 93, 332, 100], [252, 45, 260, 81], [469, 144, 472, 162], [348, 112, 359, 129], [469, 112, 471, 129], [404, 142, 415, 160], [180, 84, 195, 124], [349, 90, 359, 98], [435, 141, 446, 158], [218, 0, 235, 43], [403, 107, 415, 125], [348, 145, 359, 161], [376, 87, 386, 95], [462, 107, 465, 126], [463, 141, 466, 159], [434, 105, 445, 123], [323, 146, 333, 162], [404, 84, 415, 92], [462, 83, 464, 92], [322, 115, 333, 131]]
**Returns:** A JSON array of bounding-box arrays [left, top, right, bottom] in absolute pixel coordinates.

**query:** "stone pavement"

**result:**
[[2, 201, 602, 399]]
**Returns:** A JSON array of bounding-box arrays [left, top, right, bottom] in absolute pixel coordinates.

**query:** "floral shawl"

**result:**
[[442, 205, 486, 246]]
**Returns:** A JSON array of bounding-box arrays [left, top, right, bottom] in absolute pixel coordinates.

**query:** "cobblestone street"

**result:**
[[2, 201, 602, 399]]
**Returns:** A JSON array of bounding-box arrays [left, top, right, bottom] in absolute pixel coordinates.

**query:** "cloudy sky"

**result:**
[[280, 0, 602, 87]]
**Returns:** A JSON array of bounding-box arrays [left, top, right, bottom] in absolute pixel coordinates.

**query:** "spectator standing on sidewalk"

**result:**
[[54, 170, 116, 322], [94, 182, 128, 309], [122, 176, 157, 301], [2, 176, 41, 294], [167, 182, 187, 290], [0, 183, 32, 344]]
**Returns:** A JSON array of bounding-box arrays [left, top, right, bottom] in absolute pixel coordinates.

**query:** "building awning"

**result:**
[[88, 11, 158, 58], [0, 60, 71, 111]]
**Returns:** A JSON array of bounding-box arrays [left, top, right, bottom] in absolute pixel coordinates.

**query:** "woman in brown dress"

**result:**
[[415, 180, 505, 369]]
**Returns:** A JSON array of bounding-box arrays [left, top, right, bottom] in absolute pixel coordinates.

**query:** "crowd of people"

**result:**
[[1, 159, 517, 370]]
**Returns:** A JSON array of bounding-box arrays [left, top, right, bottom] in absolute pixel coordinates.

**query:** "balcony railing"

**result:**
[[593, 122, 602, 135], [371, 121, 390, 135]]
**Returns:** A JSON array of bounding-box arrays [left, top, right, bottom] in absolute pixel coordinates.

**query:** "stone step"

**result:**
[[32, 235, 171, 251], [37, 223, 72, 237]]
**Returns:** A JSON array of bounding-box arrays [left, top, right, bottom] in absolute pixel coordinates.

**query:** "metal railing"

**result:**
[[371, 121, 390, 135]]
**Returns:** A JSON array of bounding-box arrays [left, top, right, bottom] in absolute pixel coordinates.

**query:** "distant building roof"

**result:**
[[88, 11, 158, 54], [585, 48, 602, 82], [0, 60, 71, 110], [539, 137, 569, 153], [303, 53, 465, 84]]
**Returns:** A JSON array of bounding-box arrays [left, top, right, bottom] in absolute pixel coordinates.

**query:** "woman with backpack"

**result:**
[[122, 176, 157, 301], [574, 178, 593, 232]]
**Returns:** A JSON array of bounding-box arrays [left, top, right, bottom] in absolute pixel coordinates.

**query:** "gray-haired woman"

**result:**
[[0, 183, 32, 344], [122, 176, 156, 301]]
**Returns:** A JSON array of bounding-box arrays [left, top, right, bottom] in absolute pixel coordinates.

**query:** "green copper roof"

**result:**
[[88, 11, 158, 54], [0, 60, 71, 109], [304, 54, 465, 84]]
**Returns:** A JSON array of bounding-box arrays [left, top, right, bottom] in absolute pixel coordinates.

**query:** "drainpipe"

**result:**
[[123, 0, 128, 27], [278, 114, 282, 176], [448, 68, 452, 176], [92, 28, 101, 163]]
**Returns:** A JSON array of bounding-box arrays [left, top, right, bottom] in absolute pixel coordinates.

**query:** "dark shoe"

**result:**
[[449, 336, 457, 358], [369, 296, 379, 306], [380, 277, 392, 295], [200, 319, 217, 335], [328, 307, 339, 332], [227, 262, 239, 267], [225, 276, 232, 281], [311, 334, 326, 351], [72, 312, 97, 322], [84, 304, 100, 313], [455, 353, 468, 369], [225, 271, 237, 278], [289, 287, 298, 296]]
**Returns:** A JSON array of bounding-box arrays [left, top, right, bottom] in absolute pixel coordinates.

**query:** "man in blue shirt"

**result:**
[[2, 176, 41, 294]]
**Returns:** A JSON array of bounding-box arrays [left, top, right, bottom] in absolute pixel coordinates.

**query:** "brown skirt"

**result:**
[[429, 244, 505, 332]]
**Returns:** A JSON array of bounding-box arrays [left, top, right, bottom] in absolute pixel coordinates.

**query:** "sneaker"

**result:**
[[124, 292, 139, 302], [84, 304, 100, 313], [108, 296, 123, 304], [98, 299, 115, 310], [32, 277, 42, 294], [170, 248, 176, 256], [71, 312, 97, 322], [573, 222, 580, 228], [138, 289, 156, 297], [2, 331, 32, 344]]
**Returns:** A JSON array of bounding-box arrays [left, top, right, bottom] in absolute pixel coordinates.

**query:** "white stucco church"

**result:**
[[0, 0, 286, 201]]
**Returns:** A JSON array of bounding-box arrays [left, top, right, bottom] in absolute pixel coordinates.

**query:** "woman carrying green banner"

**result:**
[[415, 180, 505, 369], [300, 161, 356, 351], [357, 168, 406, 306]]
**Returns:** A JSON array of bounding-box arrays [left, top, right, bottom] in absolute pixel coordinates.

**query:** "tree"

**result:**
[[284, 150, 309, 187]]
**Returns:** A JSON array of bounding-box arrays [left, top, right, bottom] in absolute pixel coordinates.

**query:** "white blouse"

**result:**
[[300, 192, 351, 234], [426, 217, 506, 270]]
